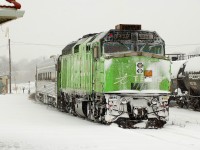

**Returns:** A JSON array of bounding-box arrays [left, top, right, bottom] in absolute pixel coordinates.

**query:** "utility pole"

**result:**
[[8, 38, 12, 94], [5, 27, 12, 94]]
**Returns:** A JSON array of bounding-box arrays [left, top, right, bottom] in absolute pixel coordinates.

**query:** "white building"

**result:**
[[0, 0, 24, 24]]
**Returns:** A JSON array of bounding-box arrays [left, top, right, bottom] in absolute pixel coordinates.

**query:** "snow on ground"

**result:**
[[0, 93, 200, 150], [11, 82, 35, 94]]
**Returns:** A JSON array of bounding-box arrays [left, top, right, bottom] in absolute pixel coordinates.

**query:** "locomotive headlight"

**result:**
[[120, 97, 129, 104], [151, 97, 159, 105]]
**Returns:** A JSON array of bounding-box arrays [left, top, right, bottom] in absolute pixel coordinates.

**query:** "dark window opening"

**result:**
[[62, 42, 77, 55], [86, 45, 91, 52], [74, 45, 80, 53]]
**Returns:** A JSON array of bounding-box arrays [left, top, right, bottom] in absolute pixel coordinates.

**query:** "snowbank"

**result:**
[[0, 94, 200, 150]]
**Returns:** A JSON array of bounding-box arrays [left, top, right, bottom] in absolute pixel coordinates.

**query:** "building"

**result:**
[[0, 75, 9, 94], [0, 0, 24, 93], [165, 53, 186, 61], [0, 0, 24, 24]]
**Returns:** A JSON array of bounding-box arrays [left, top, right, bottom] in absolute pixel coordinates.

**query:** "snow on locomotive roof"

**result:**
[[171, 60, 187, 79], [37, 56, 57, 69], [92, 32, 108, 42], [185, 56, 200, 72]]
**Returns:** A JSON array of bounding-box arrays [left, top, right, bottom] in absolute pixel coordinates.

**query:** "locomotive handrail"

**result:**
[[104, 51, 167, 59], [188, 95, 200, 98]]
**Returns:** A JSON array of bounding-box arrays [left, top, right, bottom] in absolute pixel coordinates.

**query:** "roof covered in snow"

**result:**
[[0, 8, 24, 24], [185, 56, 200, 72], [171, 60, 187, 79]]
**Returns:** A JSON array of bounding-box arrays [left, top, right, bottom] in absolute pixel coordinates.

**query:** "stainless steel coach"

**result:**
[[35, 56, 57, 106]]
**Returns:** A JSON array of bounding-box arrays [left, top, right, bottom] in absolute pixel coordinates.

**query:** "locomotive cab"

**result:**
[[58, 24, 171, 128]]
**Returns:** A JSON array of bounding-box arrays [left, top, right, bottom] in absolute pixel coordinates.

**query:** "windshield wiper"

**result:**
[[117, 41, 130, 50]]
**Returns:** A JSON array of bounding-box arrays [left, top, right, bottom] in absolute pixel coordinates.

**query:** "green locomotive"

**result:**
[[57, 24, 170, 128]]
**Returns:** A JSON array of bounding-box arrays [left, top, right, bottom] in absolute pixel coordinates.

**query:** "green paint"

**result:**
[[160, 78, 170, 91], [59, 29, 171, 95]]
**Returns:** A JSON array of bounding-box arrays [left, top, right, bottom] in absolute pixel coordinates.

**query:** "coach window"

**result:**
[[44, 73, 45, 80], [49, 72, 51, 80], [47, 72, 48, 80], [52, 73, 55, 82]]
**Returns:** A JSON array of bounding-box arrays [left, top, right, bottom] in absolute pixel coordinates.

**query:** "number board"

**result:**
[[138, 33, 154, 40], [113, 32, 131, 40], [106, 31, 154, 41]]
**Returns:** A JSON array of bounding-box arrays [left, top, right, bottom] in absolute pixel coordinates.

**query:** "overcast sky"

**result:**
[[1, 0, 200, 62]]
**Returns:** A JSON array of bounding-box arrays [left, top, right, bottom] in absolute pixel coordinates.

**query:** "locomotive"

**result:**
[[36, 24, 171, 128], [170, 56, 200, 110]]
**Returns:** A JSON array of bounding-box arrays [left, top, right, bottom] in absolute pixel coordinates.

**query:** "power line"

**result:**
[[12, 41, 200, 47], [166, 43, 200, 47], [1, 41, 200, 48], [10, 41, 65, 47]]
